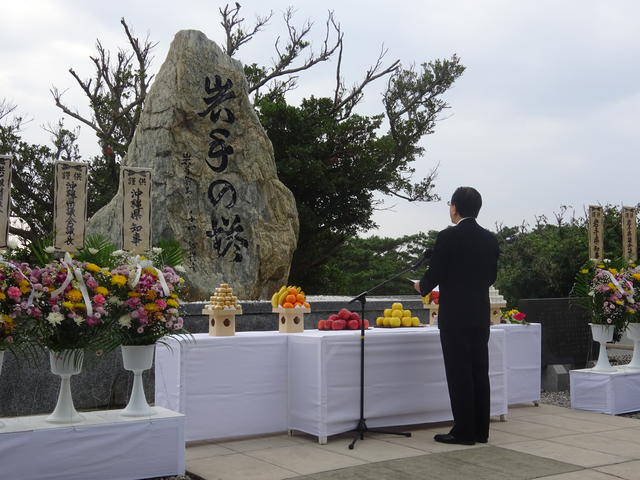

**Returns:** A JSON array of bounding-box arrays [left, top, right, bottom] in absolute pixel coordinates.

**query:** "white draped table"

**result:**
[[155, 331, 289, 442], [288, 327, 507, 442], [491, 323, 541, 405], [0, 407, 184, 480], [155, 324, 540, 443], [570, 366, 640, 414]]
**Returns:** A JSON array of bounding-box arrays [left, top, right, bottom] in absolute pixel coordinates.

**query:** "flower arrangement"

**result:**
[[0, 261, 42, 350], [107, 249, 187, 346], [501, 309, 527, 324], [32, 257, 115, 353], [572, 258, 636, 333]]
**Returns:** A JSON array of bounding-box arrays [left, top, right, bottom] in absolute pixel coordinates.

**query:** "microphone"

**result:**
[[412, 248, 433, 270]]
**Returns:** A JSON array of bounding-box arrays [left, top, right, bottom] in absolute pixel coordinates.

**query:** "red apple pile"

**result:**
[[318, 308, 370, 330]]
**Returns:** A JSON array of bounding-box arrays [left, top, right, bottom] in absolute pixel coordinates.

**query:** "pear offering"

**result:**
[[375, 302, 421, 328]]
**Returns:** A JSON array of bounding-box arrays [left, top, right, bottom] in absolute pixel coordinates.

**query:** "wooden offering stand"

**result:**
[[489, 286, 507, 325], [273, 306, 310, 333]]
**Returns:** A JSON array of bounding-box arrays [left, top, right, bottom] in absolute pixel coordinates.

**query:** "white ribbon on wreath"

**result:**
[[129, 255, 170, 297], [51, 252, 94, 316]]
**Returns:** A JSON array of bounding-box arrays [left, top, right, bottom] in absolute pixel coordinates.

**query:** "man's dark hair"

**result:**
[[451, 186, 482, 218]]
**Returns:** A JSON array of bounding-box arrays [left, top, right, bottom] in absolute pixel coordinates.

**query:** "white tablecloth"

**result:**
[[155, 332, 289, 441], [491, 323, 541, 405], [570, 366, 640, 414], [287, 327, 507, 439], [0, 407, 184, 480]]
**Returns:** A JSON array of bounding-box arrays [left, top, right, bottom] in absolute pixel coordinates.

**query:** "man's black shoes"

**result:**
[[433, 433, 475, 445]]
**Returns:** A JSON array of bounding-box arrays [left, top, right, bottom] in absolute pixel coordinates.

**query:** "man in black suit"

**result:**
[[414, 186, 499, 445]]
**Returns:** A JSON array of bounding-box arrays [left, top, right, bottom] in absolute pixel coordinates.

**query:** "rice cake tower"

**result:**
[[273, 305, 310, 333], [202, 283, 243, 336], [489, 286, 507, 325]]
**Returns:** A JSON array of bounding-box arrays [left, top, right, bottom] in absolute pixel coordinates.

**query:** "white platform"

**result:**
[[155, 331, 289, 442], [492, 323, 541, 405], [0, 407, 184, 480], [570, 365, 640, 414], [287, 327, 507, 441]]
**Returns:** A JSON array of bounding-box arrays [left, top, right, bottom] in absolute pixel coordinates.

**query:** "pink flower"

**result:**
[[155, 299, 167, 309], [93, 294, 106, 306], [126, 297, 141, 308], [136, 326, 144, 334], [6, 286, 21, 301], [86, 278, 99, 290], [86, 316, 99, 326], [513, 312, 526, 321]]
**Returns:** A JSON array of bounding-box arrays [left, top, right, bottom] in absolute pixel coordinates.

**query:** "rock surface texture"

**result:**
[[88, 30, 299, 300]]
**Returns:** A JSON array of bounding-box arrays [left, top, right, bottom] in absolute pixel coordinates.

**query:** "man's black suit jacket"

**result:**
[[419, 218, 499, 330]]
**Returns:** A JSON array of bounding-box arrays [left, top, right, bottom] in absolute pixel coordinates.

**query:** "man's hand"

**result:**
[[413, 280, 421, 294]]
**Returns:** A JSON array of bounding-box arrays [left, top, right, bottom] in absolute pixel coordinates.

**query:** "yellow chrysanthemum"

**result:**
[[167, 299, 179, 308], [607, 283, 615, 290], [20, 285, 30, 294], [111, 275, 127, 287], [95, 286, 109, 296], [145, 290, 157, 301], [143, 267, 158, 278], [62, 301, 74, 310], [615, 300, 623, 305], [0, 292, 6, 301], [65, 289, 83, 302], [169, 293, 178, 299], [127, 291, 141, 297], [19, 279, 30, 288], [86, 263, 101, 273], [74, 303, 86, 310], [608, 268, 619, 275], [597, 264, 605, 268], [633, 273, 640, 281], [580, 269, 589, 274], [144, 303, 159, 312]]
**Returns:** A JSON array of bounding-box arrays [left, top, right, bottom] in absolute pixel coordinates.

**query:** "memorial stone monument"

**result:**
[[88, 30, 299, 300]]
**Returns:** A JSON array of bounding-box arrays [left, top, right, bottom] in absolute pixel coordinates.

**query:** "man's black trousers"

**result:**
[[439, 327, 491, 442]]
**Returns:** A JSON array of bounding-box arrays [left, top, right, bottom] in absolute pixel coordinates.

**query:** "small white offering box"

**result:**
[[274, 306, 310, 333]]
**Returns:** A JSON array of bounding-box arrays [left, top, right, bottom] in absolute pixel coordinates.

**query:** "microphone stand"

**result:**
[[347, 258, 427, 449]]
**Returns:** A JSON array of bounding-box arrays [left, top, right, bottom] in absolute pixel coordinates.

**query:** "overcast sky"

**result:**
[[2, 0, 639, 237]]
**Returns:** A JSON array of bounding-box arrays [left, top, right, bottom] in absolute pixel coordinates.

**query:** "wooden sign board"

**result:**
[[53, 161, 88, 252], [121, 167, 152, 254], [622, 206, 638, 263], [588, 205, 604, 262], [0, 154, 12, 248]]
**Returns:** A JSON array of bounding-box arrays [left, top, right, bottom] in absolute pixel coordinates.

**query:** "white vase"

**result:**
[[47, 349, 84, 423], [625, 323, 640, 372], [590, 323, 616, 372], [121, 344, 156, 417]]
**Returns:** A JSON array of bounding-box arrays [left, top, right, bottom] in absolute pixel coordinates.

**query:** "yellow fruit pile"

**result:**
[[271, 285, 310, 309], [207, 283, 240, 310], [375, 302, 421, 328]]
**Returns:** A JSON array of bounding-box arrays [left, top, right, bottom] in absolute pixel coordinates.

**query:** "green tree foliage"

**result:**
[[316, 232, 437, 295]]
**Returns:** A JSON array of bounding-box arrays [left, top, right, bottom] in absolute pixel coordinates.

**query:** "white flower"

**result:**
[[152, 247, 162, 254], [74, 316, 85, 326], [118, 314, 132, 328], [175, 265, 186, 273], [107, 296, 123, 306], [111, 249, 126, 257], [7, 237, 20, 249], [88, 248, 99, 254], [44, 246, 56, 253], [47, 312, 64, 326]]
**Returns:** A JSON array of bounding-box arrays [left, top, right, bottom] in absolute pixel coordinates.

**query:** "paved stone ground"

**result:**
[[171, 404, 640, 480]]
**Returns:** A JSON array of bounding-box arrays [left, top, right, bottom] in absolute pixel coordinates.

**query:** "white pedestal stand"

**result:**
[[121, 344, 156, 417]]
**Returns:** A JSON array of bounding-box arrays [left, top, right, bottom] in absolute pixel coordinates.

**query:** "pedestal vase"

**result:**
[[121, 344, 156, 417], [47, 349, 84, 423], [625, 323, 640, 372], [590, 323, 616, 373]]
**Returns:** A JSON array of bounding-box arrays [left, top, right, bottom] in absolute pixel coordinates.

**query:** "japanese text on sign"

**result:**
[[54, 161, 88, 252], [122, 167, 152, 254]]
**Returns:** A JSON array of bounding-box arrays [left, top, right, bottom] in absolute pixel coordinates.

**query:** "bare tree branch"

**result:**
[[220, 2, 273, 57], [332, 45, 400, 119]]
